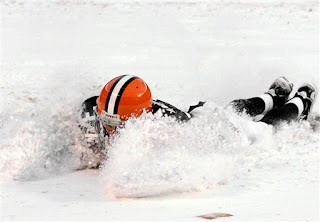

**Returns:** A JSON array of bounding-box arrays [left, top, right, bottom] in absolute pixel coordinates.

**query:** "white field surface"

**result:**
[[0, 0, 319, 221]]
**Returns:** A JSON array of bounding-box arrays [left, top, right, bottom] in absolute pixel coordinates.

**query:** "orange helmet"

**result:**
[[96, 75, 153, 127]]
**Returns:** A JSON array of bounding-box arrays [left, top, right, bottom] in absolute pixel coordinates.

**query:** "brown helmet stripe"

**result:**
[[104, 75, 126, 112], [113, 76, 138, 114]]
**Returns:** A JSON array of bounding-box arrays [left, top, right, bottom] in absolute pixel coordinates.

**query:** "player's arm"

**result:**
[[152, 99, 205, 121]]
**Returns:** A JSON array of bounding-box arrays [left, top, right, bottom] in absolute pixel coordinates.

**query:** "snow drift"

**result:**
[[0, 0, 319, 220]]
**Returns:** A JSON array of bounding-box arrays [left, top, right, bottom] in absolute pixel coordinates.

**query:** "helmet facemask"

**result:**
[[94, 107, 124, 150]]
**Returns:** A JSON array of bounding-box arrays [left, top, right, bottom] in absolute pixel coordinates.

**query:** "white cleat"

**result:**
[[295, 82, 318, 120], [267, 76, 294, 108]]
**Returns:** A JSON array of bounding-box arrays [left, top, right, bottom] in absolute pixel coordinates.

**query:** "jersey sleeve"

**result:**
[[152, 99, 192, 121]]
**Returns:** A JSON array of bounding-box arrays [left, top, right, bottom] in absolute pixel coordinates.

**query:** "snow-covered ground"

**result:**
[[0, 0, 319, 221]]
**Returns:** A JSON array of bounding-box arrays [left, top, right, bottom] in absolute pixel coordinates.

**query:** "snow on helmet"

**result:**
[[96, 75, 153, 127]]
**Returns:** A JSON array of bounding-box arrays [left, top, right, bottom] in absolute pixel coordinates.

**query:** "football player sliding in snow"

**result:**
[[79, 75, 317, 153], [79, 75, 205, 152]]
